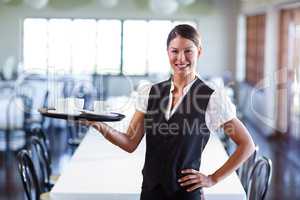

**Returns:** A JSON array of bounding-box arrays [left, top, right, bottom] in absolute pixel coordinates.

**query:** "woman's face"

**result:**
[[167, 36, 201, 77]]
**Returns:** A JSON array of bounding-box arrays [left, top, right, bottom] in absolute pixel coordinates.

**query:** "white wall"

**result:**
[[0, 0, 240, 78], [198, 0, 239, 78]]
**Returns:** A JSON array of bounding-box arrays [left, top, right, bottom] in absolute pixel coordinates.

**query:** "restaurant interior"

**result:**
[[0, 0, 300, 199]]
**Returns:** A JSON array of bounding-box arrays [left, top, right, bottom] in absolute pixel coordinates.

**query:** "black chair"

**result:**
[[30, 126, 51, 165], [17, 149, 50, 200], [28, 136, 53, 191], [30, 127, 60, 184], [238, 145, 259, 192], [247, 156, 272, 200]]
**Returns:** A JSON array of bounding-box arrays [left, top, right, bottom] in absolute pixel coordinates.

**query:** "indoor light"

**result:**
[[149, 0, 179, 15], [23, 0, 49, 10]]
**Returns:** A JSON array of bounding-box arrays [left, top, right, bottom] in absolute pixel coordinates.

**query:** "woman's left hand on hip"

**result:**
[[177, 169, 217, 192]]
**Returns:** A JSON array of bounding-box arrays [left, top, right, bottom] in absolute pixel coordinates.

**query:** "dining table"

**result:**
[[49, 96, 247, 200]]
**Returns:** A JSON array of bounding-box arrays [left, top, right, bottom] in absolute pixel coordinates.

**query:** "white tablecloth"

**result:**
[[50, 132, 246, 200]]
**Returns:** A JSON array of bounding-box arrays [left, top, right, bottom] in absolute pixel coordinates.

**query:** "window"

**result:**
[[71, 19, 97, 75], [96, 20, 121, 74], [123, 20, 148, 75], [23, 18, 48, 74], [122, 20, 197, 75], [147, 20, 173, 75], [48, 19, 72, 74], [23, 18, 196, 75]]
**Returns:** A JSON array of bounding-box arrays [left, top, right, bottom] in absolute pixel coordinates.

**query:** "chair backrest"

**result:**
[[30, 126, 51, 165], [17, 150, 41, 200], [239, 145, 259, 192], [28, 136, 52, 192], [247, 156, 272, 200]]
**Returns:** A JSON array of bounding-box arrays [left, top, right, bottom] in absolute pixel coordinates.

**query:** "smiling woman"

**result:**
[[83, 24, 255, 200]]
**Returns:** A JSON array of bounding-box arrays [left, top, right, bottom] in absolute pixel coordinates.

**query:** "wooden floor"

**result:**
[[243, 119, 300, 200], [0, 120, 300, 200]]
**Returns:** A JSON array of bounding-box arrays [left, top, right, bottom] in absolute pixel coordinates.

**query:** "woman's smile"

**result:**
[[175, 63, 190, 70]]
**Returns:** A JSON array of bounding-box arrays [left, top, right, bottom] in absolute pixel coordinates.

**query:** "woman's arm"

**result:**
[[209, 117, 255, 183], [178, 117, 255, 191], [86, 111, 145, 153]]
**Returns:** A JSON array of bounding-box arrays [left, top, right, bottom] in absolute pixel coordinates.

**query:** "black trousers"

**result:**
[[140, 184, 205, 200]]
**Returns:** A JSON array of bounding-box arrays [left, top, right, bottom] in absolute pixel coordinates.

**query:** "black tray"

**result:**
[[38, 108, 125, 122]]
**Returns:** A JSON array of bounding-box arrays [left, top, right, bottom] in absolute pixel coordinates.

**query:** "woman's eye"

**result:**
[[171, 50, 178, 54], [185, 50, 193, 53]]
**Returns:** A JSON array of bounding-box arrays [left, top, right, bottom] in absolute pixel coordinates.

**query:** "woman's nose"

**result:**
[[177, 51, 186, 62]]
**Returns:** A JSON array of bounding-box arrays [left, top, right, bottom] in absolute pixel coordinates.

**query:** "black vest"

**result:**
[[142, 77, 214, 195]]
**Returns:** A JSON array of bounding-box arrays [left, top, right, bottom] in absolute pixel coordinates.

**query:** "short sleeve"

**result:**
[[135, 82, 152, 113], [205, 88, 236, 132]]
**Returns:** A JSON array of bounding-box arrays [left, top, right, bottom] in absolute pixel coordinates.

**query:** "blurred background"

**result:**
[[0, 0, 300, 199]]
